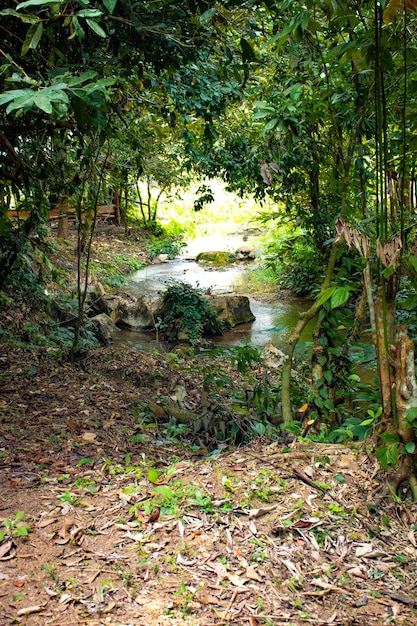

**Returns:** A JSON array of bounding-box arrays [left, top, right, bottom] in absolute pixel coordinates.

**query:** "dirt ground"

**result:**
[[1, 340, 417, 626]]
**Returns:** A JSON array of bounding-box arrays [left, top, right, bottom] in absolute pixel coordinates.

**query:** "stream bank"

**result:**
[[115, 251, 376, 388]]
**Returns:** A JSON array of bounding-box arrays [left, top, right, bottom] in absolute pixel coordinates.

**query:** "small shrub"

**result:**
[[263, 233, 325, 295], [147, 237, 186, 260], [157, 281, 224, 345]]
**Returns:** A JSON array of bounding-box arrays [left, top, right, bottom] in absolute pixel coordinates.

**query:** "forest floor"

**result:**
[[1, 228, 417, 625]]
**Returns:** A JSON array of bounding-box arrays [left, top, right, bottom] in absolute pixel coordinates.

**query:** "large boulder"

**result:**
[[151, 253, 169, 264], [85, 286, 164, 330], [85, 285, 255, 335], [85, 283, 109, 316], [261, 341, 288, 370], [114, 294, 164, 330], [235, 245, 256, 260], [207, 294, 255, 328], [196, 251, 235, 265], [90, 313, 118, 345]]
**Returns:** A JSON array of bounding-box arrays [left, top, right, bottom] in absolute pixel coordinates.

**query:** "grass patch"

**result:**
[[232, 265, 282, 299]]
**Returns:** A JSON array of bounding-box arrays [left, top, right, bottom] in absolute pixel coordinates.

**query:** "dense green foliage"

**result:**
[[147, 237, 187, 261], [158, 281, 224, 345], [262, 232, 325, 295]]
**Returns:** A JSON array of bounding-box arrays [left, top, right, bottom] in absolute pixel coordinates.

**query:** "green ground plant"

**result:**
[[0, 511, 30, 541], [147, 237, 187, 260], [89, 255, 146, 288]]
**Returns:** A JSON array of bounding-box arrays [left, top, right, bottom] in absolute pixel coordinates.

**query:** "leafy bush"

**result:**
[[147, 237, 186, 260], [263, 232, 325, 295], [157, 281, 224, 345]]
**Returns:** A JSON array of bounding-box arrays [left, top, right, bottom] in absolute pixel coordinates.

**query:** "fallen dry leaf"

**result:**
[[347, 566, 367, 579], [355, 543, 373, 557], [245, 565, 262, 582], [59, 517, 76, 538], [226, 571, 248, 588], [0, 540, 13, 559], [16, 605, 44, 616], [207, 561, 227, 581], [81, 432, 97, 442]]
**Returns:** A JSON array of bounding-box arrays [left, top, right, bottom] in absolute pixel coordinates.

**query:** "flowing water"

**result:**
[[117, 257, 314, 351], [115, 251, 377, 387]]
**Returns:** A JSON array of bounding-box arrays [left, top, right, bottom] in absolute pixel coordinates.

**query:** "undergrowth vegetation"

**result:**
[[157, 281, 224, 345], [0, 228, 151, 357], [147, 238, 187, 260], [89, 255, 146, 288], [262, 231, 326, 296], [234, 228, 326, 298]]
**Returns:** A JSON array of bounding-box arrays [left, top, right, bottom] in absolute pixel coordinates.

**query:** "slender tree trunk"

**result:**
[[113, 186, 121, 226], [374, 285, 396, 427], [72, 144, 108, 357], [124, 187, 129, 237], [57, 196, 68, 239], [136, 183, 146, 222], [147, 178, 152, 222]]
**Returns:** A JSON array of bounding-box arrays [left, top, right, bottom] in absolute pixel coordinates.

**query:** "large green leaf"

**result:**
[[17, 0, 62, 9], [21, 22, 43, 56], [72, 16, 85, 38], [96, 77, 116, 87], [65, 71, 98, 87], [77, 9, 103, 18], [240, 38, 256, 62], [0, 84, 69, 115], [33, 92, 53, 114], [0, 90, 34, 106], [199, 8, 216, 23], [86, 18, 106, 38], [316, 286, 336, 308], [379, 431, 400, 443], [6, 93, 36, 114], [0, 8, 41, 23], [405, 441, 416, 454], [330, 286, 350, 309]]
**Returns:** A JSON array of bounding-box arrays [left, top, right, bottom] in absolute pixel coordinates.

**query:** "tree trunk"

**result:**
[[124, 187, 129, 237], [57, 197, 69, 239], [113, 186, 121, 226], [386, 328, 417, 500], [374, 284, 396, 427], [391, 328, 417, 443]]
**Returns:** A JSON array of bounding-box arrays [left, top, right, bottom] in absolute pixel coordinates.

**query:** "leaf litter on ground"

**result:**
[[1, 341, 417, 625]]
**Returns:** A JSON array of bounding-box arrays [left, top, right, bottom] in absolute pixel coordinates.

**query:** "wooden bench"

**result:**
[[7, 204, 118, 222]]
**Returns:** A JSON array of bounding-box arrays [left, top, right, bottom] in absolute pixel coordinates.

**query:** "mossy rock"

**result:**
[[207, 295, 255, 328], [196, 250, 236, 265]]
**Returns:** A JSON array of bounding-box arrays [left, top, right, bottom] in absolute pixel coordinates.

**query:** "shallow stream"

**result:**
[[117, 257, 314, 352], [114, 249, 377, 387]]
